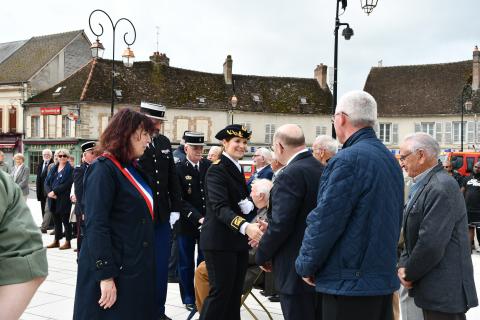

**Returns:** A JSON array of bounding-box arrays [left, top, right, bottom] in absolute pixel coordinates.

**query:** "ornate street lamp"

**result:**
[[332, 0, 379, 138], [88, 9, 136, 117], [230, 95, 238, 125], [460, 84, 473, 152]]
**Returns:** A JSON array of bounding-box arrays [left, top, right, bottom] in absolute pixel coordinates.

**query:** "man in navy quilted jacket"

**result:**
[[295, 90, 404, 320]]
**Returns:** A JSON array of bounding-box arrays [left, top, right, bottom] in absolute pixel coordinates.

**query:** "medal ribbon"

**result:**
[[103, 153, 154, 220]]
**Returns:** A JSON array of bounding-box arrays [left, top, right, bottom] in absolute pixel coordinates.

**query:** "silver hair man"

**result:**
[[312, 135, 338, 165], [255, 147, 273, 164], [251, 178, 273, 199], [336, 90, 377, 128], [402, 133, 440, 160]]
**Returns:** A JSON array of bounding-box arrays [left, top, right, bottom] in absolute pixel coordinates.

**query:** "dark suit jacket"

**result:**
[[138, 134, 182, 223], [255, 151, 323, 294], [73, 162, 88, 215], [247, 164, 274, 192], [44, 163, 73, 215], [36, 159, 53, 201], [176, 158, 211, 237], [399, 163, 478, 313], [200, 155, 254, 252]]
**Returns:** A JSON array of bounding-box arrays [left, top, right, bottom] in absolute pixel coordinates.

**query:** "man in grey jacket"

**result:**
[[398, 132, 478, 320]]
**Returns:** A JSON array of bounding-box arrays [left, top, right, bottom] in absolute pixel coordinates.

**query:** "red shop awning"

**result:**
[[0, 144, 16, 149]]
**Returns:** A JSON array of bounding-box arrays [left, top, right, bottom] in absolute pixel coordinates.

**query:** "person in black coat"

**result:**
[[45, 149, 74, 250], [138, 102, 183, 320], [72, 141, 97, 255], [73, 108, 156, 320], [199, 124, 264, 320], [36, 149, 53, 232], [246, 147, 274, 193], [255, 124, 324, 320], [175, 132, 211, 311]]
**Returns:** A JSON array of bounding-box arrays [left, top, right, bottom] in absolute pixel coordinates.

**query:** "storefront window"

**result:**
[[29, 151, 43, 175]]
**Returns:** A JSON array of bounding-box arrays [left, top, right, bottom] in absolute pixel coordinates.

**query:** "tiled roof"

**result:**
[[26, 58, 332, 115], [364, 61, 474, 116], [0, 40, 27, 64], [0, 30, 85, 84]]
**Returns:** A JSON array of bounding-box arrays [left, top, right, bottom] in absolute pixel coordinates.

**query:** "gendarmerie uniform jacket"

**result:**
[[73, 162, 88, 215], [175, 158, 211, 238], [139, 134, 182, 223], [200, 155, 253, 252]]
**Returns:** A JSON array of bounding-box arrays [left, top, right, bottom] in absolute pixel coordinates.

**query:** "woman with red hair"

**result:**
[[73, 108, 156, 320]]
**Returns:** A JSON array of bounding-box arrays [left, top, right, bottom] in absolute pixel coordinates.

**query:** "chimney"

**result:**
[[223, 55, 233, 85], [314, 64, 328, 89], [473, 46, 480, 91], [150, 51, 169, 66]]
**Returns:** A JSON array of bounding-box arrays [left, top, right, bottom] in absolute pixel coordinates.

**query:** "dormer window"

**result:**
[[197, 97, 206, 104], [252, 94, 261, 103], [52, 86, 65, 97], [300, 97, 308, 105]]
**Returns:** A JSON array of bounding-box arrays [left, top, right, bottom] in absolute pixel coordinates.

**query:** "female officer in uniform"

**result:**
[[199, 124, 264, 320], [73, 108, 156, 320]]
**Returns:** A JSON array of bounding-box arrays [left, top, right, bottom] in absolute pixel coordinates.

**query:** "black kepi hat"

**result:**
[[215, 124, 251, 141], [140, 101, 167, 120], [81, 141, 96, 152], [184, 132, 206, 146]]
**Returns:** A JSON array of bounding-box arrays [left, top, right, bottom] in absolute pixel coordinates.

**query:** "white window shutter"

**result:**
[[374, 123, 379, 137], [444, 122, 452, 144], [392, 124, 399, 145], [468, 121, 475, 144], [70, 118, 76, 138], [476, 122, 480, 144], [39, 115, 44, 138], [56, 115, 62, 138], [26, 115, 31, 138], [435, 122, 442, 144], [414, 123, 421, 133]]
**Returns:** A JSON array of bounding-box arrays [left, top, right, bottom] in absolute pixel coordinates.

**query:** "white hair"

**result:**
[[336, 90, 377, 127], [42, 148, 52, 156], [403, 132, 440, 160], [251, 178, 273, 199], [55, 148, 71, 157], [313, 135, 338, 154], [256, 147, 273, 163], [208, 146, 222, 156]]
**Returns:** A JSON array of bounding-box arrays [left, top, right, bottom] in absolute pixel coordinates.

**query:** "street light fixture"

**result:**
[[88, 9, 136, 117], [331, 0, 379, 138], [230, 95, 238, 125], [460, 84, 473, 152]]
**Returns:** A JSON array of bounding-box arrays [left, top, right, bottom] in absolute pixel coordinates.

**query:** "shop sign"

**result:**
[[40, 107, 61, 115]]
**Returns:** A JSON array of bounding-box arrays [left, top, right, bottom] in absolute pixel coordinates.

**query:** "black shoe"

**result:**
[[259, 290, 269, 296], [185, 304, 196, 311], [49, 230, 55, 235], [268, 294, 280, 302], [158, 315, 172, 320], [40, 228, 47, 234]]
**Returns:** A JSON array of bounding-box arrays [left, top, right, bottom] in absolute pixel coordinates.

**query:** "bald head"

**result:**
[[273, 124, 306, 165], [273, 124, 305, 148]]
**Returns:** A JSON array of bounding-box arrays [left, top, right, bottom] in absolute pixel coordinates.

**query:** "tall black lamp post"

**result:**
[[332, 0, 379, 138], [460, 84, 473, 152], [88, 9, 137, 117]]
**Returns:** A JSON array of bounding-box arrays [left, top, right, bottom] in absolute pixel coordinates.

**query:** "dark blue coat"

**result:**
[[247, 164, 274, 193], [44, 162, 73, 215], [73, 162, 88, 215], [295, 127, 404, 296], [73, 157, 156, 320], [255, 151, 323, 294]]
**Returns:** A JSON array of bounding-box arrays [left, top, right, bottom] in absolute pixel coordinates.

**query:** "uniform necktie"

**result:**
[[194, 164, 199, 172]]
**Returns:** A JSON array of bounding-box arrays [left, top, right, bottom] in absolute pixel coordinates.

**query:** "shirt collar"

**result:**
[[186, 156, 199, 168], [413, 164, 436, 184], [222, 152, 242, 172], [285, 148, 309, 167]]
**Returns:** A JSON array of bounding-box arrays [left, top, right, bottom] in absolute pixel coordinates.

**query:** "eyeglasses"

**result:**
[[399, 152, 413, 162], [474, 166, 480, 169], [331, 111, 349, 123], [57, 154, 68, 158]]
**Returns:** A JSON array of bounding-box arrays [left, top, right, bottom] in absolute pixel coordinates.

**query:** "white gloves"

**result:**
[[238, 198, 254, 215], [169, 212, 180, 229]]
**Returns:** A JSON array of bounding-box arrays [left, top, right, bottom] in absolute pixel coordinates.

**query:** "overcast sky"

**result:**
[[2, 0, 479, 97]]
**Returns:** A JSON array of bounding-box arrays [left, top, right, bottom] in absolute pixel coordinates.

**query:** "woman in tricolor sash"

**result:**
[[73, 108, 156, 320]]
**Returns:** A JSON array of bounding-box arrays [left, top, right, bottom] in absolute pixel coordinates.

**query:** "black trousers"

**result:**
[[53, 212, 72, 241], [200, 250, 248, 320], [279, 292, 322, 320], [40, 198, 46, 218], [322, 293, 393, 320], [423, 309, 466, 320]]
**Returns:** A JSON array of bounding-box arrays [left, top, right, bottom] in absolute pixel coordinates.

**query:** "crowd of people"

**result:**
[[1, 90, 479, 320]]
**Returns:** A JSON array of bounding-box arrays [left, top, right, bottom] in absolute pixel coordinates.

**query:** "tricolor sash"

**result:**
[[103, 153, 154, 220]]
